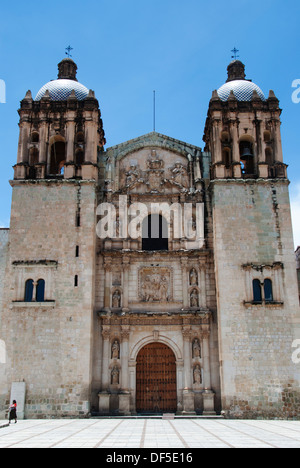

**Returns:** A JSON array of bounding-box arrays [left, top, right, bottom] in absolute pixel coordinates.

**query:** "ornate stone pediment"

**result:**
[[120, 151, 189, 194]]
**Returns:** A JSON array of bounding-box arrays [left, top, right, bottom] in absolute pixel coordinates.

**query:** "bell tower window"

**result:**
[[239, 139, 254, 176], [49, 139, 66, 175]]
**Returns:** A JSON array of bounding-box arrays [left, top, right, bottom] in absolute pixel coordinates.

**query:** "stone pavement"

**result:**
[[1, 418, 300, 449]]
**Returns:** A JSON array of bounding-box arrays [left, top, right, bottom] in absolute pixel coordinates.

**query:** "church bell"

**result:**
[[240, 146, 253, 160]]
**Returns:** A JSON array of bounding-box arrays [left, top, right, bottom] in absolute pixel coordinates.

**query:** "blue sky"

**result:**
[[0, 0, 299, 247]]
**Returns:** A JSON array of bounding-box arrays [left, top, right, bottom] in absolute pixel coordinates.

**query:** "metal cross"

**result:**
[[65, 45, 73, 58], [231, 47, 239, 60]]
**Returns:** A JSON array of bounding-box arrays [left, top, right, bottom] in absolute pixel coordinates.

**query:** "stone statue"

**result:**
[[111, 340, 120, 360], [192, 338, 201, 358], [112, 290, 121, 308], [160, 276, 169, 302], [111, 366, 119, 385], [190, 289, 199, 308], [190, 268, 198, 286], [193, 365, 202, 385]]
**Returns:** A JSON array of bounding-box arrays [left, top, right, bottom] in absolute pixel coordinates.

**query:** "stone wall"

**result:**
[[0, 181, 97, 418], [212, 179, 300, 418], [0, 229, 9, 400]]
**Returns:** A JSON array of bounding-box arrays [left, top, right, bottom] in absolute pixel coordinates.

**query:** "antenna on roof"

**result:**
[[153, 90, 156, 132], [65, 45, 73, 58], [231, 47, 239, 60]]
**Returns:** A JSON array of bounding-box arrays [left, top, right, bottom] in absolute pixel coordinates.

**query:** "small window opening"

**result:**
[[74, 275, 78, 287], [253, 279, 262, 302], [36, 279, 45, 302], [76, 246, 79, 257], [24, 279, 34, 302], [264, 279, 273, 302]]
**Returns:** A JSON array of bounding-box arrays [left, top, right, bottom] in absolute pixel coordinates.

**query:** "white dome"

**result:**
[[217, 80, 265, 102], [35, 79, 89, 101]]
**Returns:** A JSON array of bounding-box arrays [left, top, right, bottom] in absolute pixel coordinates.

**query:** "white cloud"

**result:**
[[290, 183, 300, 250]]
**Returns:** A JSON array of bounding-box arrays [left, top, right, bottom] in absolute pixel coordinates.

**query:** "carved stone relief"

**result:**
[[139, 267, 172, 303], [120, 151, 190, 194]]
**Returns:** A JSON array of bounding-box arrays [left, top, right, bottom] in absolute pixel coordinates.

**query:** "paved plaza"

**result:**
[[1, 418, 300, 448]]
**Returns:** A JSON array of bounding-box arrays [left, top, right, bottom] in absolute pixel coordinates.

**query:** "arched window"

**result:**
[[24, 279, 34, 302], [142, 214, 168, 251], [36, 279, 45, 302], [264, 279, 273, 302], [253, 279, 262, 302], [222, 147, 231, 168], [49, 140, 66, 175], [239, 139, 254, 175]]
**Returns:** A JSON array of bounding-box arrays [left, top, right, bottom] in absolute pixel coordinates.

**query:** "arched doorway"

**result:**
[[136, 343, 177, 414]]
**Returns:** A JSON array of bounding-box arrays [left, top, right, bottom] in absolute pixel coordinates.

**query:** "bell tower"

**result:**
[[2, 59, 106, 417], [204, 60, 287, 181], [205, 61, 300, 418], [14, 57, 106, 182]]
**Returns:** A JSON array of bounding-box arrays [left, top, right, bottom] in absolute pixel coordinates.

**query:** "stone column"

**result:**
[[39, 120, 48, 164], [66, 118, 75, 162], [121, 328, 130, 391], [230, 120, 242, 178], [119, 327, 131, 415], [202, 330, 211, 390], [181, 258, 189, 309], [182, 327, 195, 414], [101, 328, 110, 390], [17, 122, 30, 165], [122, 259, 130, 313], [103, 261, 112, 312], [202, 329, 216, 415], [274, 120, 283, 162], [212, 119, 222, 163], [99, 327, 111, 414]]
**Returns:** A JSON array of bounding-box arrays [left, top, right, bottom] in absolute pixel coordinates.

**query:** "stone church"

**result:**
[[0, 57, 299, 419]]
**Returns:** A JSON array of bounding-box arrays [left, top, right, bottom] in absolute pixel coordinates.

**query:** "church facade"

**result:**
[[0, 58, 299, 419]]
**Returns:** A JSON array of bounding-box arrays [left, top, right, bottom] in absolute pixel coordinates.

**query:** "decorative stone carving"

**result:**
[[112, 290, 121, 308], [189, 268, 198, 286], [125, 164, 142, 187], [193, 365, 202, 385], [140, 268, 172, 302], [111, 366, 120, 385], [111, 340, 120, 360], [169, 162, 189, 188], [192, 338, 201, 358], [190, 289, 199, 308]]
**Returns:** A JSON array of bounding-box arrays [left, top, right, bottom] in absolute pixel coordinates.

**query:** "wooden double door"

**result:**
[[136, 343, 177, 414]]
